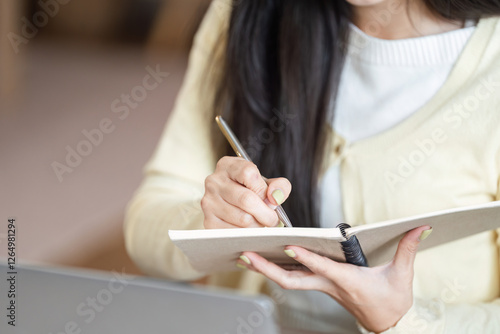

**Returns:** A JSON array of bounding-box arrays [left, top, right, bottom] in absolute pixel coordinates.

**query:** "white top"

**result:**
[[273, 23, 476, 333]]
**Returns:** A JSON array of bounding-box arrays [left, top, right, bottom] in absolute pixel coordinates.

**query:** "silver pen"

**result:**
[[215, 116, 293, 228]]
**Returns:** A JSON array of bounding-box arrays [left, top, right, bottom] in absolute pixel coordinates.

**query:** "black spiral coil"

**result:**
[[337, 223, 368, 267]]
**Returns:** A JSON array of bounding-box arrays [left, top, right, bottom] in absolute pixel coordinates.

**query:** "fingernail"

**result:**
[[284, 249, 296, 258], [272, 189, 285, 205], [239, 255, 251, 265], [419, 228, 433, 241], [236, 263, 247, 270], [276, 221, 284, 228]]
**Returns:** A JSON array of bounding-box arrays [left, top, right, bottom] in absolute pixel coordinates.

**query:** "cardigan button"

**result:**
[[319, 134, 349, 178], [333, 134, 347, 158], [325, 134, 348, 167]]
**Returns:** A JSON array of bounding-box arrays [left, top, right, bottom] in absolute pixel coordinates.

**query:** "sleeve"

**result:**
[[124, 1, 230, 280], [357, 297, 500, 334], [358, 178, 500, 334]]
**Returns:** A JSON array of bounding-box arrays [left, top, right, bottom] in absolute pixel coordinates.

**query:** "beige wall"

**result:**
[[0, 0, 23, 105], [45, 0, 127, 39], [0, 0, 210, 275]]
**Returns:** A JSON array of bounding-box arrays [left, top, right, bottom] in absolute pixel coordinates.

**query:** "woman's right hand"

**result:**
[[202, 156, 292, 229]]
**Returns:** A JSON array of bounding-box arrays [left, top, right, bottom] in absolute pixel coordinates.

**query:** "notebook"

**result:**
[[169, 201, 500, 273]]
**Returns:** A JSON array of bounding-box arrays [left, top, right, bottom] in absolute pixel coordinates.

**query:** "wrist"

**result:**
[[356, 300, 416, 334]]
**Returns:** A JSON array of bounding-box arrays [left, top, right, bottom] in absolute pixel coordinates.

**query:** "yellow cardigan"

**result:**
[[125, 2, 500, 333]]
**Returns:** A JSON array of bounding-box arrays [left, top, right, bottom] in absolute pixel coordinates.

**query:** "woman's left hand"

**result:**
[[237, 225, 432, 333]]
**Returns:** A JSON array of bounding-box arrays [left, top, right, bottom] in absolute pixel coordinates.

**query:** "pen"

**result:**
[[215, 116, 293, 228]]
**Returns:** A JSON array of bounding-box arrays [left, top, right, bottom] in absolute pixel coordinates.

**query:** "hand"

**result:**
[[237, 225, 433, 333], [202, 156, 292, 229]]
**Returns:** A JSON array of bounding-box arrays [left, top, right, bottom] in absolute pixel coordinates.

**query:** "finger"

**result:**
[[266, 177, 292, 206], [212, 195, 264, 228], [239, 252, 332, 292], [283, 246, 353, 283], [225, 160, 269, 199], [219, 179, 278, 227], [202, 193, 263, 228], [392, 225, 432, 272], [203, 213, 238, 229]]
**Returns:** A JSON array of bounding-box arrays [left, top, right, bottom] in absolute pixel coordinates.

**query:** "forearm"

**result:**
[[124, 176, 206, 280]]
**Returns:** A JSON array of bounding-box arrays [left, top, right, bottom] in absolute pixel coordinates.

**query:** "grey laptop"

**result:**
[[0, 263, 280, 334]]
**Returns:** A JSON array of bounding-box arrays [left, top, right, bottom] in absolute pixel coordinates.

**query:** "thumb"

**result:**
[[392, 226, 432, 272], [266, 177, 292, 206]]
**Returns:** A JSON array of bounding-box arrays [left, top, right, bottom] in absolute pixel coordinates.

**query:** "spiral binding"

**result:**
[[337, 223, 368, 267]]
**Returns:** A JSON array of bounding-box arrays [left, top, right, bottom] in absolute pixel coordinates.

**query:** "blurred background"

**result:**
[[0, 0, 212, 275]]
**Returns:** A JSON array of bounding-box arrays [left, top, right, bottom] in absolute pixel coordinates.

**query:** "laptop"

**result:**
[[0, 262, 281, 334]]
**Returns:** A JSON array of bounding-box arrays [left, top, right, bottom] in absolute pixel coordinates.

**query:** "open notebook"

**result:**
[[169, 201, 500, 273]]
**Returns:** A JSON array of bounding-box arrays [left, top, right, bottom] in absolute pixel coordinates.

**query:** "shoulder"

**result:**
[[193, 0, 231, 54], [469, 16, 500, 81], [477, 15, 500, 45]]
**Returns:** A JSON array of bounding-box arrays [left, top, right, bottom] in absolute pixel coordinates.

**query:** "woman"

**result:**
[[125, 0, 500, 332]]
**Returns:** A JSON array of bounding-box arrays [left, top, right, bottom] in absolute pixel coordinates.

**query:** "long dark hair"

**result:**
[[211, 0, 500, 228]]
